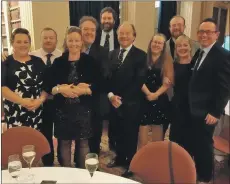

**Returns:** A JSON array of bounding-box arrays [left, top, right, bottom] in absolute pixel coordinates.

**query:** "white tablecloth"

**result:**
[[2, 167, 140, 183]]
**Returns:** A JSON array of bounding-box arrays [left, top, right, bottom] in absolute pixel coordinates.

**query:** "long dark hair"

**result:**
[[147, 33, 174, 83]]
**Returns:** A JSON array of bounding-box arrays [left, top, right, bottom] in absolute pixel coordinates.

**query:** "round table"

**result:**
[[2, 167, 140, 183]]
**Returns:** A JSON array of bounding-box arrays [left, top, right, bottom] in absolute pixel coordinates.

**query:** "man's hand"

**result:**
[[146, 92, 159, 101], [205, 114, 218, 125], [109, 95, 122, 108]]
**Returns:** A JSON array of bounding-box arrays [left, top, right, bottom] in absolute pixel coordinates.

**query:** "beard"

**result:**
[[171, 30, 183, 39], [101, 22, 114, 32]]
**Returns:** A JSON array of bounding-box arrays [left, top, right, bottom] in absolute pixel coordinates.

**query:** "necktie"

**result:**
[[193, 49, 204, 71], [117, 49, 126, 68], [169, 38, 175, 59], [46, 53, 52, 67], [104, 34, 110, 51]]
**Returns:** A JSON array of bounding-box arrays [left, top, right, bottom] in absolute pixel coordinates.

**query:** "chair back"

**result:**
[[2, 126, 50, 168], [130, 141, 196, 184]]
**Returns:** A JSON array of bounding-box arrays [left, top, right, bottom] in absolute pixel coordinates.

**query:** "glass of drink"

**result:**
[[85, 153, 99, 179], [22, 145, 36, 179], [8, 154, 22, 183]]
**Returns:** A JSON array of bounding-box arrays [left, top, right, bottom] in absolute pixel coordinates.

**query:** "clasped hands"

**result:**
[[59, 83, 91, 98], [20, 98, 43, 111]]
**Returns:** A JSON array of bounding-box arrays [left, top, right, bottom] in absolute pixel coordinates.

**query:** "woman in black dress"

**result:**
[[1, 28, 47, 131], [44, 26, 103, 167], [169, 35, 193, 154], [138, 33, 174, 149]]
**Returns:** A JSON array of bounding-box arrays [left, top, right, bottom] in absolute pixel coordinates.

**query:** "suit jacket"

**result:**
[[108, 45, 147, 104], [43, 52, 103, 109], [88, 43, 110, 117], [95, 29, 119, 51], [166, 37, 200, 60], [189, 42, 230, 119]]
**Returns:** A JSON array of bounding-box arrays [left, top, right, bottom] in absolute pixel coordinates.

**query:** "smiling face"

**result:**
[[117, 23, 135, 48], [151, 35, 165, 55], [12, 34, 31, 57], [66, 32, 83, 54], [41, 30, 57, 53], [176, 37, 191, 59], [169, 17, 185, 39], [81, 20, 96, 46], [101, 11, 115, 32], [197, 21, 219, 48]]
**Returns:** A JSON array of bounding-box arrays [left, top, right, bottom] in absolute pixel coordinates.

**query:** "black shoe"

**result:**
[[121, 170, 133, 178]]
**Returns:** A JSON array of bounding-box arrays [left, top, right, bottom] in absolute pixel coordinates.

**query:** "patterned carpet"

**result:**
[[37, 121, 229, 184]]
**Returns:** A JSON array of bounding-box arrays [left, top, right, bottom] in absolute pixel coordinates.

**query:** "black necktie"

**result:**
[[169, 38, 175, 59], [104, 34, 110, 51], [46, 53, 52, 67], [117, 49, 126, 68], [193, 49, 204, 71]]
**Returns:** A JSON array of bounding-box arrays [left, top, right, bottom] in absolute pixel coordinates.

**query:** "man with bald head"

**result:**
[[106, 22, 147, 177]]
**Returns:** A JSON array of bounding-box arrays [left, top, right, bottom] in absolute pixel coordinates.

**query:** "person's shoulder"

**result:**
[[132, 45, 146, 56], [30, 55, 45, 66], [30, 49, 42, 57], [214, 42, 229, 57], [190, 39, 200, 48]]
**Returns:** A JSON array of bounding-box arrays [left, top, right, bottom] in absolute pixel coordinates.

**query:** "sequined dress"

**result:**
[[140, 63, 171, 126], [54, 60, 93, 140]]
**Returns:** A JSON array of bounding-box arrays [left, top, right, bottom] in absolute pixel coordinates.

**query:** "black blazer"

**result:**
[[88, 43, 110, 117], [108, 45, 147, 104], [44, 52, 104, 109], [189, 42, 230, 119], [95, 29, 119, 51]]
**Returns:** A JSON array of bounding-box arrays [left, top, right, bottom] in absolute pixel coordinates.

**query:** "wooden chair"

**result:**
[[2, 126, 50, 169], [213, 126, 230, 154], [130, 141, 196, 184]]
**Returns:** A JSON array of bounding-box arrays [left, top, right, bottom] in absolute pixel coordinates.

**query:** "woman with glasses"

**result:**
[[138, 33, 174, 149]]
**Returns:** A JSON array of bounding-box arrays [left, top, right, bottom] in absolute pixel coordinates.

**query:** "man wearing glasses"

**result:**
[[189, 18, 230, 184]]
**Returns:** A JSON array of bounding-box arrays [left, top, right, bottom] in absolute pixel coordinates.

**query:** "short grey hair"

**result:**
[[79, 16, 99, 29]]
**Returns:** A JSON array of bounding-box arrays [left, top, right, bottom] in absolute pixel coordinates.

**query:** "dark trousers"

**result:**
[[110, 103, 140, 167], [88, 112, 103, 155], [184, 116, 215, 182], [41, 100, 62, 166]]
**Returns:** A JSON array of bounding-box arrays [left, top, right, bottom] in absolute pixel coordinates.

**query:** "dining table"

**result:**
[[2, 167, 140, 183]]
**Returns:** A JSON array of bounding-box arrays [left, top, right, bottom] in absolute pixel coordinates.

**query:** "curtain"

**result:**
[[158, 1, 177, 40], [69, 1, 120, 29]]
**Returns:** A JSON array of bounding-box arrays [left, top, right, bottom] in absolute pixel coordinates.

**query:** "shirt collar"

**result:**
[[102, 29, 113, 37], [40, 48, 59, 57], [120, 44, 133, 53], [201, 41, 216, 54]]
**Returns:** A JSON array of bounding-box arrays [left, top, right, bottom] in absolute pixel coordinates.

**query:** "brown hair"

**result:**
[[147, 33, 174, 84], [41, 27, 57, 38], [10, 28, 31, 45], [63, 26, 82, 53], [100, 7, 117, 21], [79, 16, 99, 29]]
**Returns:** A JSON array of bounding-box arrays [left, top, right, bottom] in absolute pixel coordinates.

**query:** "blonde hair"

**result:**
[[62, 26, 82, 53], [175, 35, 192, 59]]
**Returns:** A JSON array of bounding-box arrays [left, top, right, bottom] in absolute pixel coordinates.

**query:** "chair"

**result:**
[[130, 141, 196, 184], [2, 126, 50, 169], [213, 127, 230, 154]]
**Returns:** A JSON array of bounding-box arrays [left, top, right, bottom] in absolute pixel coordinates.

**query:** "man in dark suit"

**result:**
[[78, 16, 109, 156], [189, 18, 230, 184], [106, 22, 147, 177], [95, 7, 119, 52]]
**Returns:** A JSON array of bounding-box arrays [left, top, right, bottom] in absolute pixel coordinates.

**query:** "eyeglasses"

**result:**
[[197, 30, 217, 35]]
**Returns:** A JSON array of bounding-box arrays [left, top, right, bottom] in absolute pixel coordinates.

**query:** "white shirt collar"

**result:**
[[120, 44, 133, 52], [201, 41, 216, 54], [40, 48, 60, 57], [102, 29, 113, 37]]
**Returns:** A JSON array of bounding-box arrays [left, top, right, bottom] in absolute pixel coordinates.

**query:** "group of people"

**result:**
[[1, 7, 230, 184]]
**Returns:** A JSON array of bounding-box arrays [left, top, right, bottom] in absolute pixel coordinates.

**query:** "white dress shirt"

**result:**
[[196, 41, 216, 70], [100, 29, 114, 51], [30, 48, 62, 65], [108, 44, 133, 99]]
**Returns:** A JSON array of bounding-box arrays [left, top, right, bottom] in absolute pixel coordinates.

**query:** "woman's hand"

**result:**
[[27, 99, 43, 111], [20, 98, 34, 109], [146, 92, 159, 101], [59, 84, 79, 98]]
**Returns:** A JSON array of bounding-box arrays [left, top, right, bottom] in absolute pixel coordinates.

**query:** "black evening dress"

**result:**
[[1, 55, 46, 131], [140, 59, 171, 126], [44, 52, 102, 140]]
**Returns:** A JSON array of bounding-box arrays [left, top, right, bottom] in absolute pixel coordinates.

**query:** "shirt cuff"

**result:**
[[108, 92, 114, 99]]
